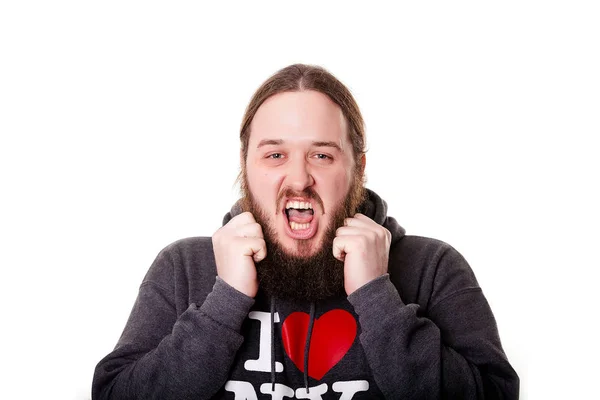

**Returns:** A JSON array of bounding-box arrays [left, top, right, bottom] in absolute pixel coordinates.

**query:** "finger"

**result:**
[[236, 237, 267, 262], [335, 226, 368, 237], [236, 222, 264, 239], [344, 213, 375, 228], [253, 243, 267, 262], [250, 238, 267, 262], [228, 211, 257, 227], [332, 236, 349, 262], [343, 217, 380, 235], [345, 215, 390, 240]]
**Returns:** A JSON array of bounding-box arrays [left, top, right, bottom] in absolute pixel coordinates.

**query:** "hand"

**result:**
[[212, 212, 266, 298], [333, 213, 391, 296]]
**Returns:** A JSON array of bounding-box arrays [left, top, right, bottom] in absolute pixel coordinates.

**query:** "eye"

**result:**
[[315, 154, 331, 160], [267, 153, 284, 159]]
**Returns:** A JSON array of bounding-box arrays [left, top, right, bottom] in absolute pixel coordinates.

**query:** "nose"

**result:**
[[286, 156, 314, 192]]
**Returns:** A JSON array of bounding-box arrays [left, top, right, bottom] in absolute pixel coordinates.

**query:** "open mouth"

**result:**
[[282, 199, 318, 239]]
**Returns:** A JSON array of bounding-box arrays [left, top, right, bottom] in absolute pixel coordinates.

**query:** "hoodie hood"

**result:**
[[222, 188, 406, 245]]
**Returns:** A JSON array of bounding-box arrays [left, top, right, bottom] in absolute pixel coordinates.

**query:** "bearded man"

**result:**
[[93, 64, 519, 399]]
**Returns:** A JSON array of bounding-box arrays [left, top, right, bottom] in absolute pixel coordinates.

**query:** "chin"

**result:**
[[278, 234, 324, 258], [290, 246, 321, 259]]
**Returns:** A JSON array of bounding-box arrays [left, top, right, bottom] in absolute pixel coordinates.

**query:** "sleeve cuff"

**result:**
[[198, 277, 255, 331], [347, 274, 406, 316]]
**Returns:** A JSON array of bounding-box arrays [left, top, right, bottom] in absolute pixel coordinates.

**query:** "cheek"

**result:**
[[322, 171, 352, 205], [340, 171, 353, 191], [247, 169, 284, 200]]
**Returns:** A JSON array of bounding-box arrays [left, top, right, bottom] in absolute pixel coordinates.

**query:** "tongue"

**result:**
[[287, 209, 314, 223]]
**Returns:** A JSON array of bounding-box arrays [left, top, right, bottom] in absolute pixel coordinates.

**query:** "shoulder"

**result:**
[[390, 235, 467, 273], [142, 236, 217, 290], [157, 236, 214, 261], [388, 235, 479, 309], [391, 234, 452, 260]]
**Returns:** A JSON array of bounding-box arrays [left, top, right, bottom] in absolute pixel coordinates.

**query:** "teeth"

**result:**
[[290, 221, 310, 230], [285, 200, 313, 210]]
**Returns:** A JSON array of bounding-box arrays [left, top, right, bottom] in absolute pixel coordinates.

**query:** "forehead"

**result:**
[[249, 90, 349, 148]]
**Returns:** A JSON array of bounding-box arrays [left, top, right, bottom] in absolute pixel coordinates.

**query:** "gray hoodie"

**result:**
[[92, 189, 519, 399]]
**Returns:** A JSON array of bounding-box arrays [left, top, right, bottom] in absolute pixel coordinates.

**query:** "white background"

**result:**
[[1, 1, 598, 399]]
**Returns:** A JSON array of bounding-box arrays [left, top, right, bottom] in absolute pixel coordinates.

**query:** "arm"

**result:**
[[92, 248, 255, 400], [347, 246, 519, 399]]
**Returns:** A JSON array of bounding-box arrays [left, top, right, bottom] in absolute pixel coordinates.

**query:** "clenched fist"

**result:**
[[333, 213, 391, 296], [212, 212, 266, 298]]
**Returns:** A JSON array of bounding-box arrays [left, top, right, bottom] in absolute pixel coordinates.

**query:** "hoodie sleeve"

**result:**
[[92, 246, 255, 399], [347, 244, 519, 400]]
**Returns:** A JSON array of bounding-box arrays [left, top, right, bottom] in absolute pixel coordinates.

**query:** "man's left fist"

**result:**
[[333, 213, 392, 295]]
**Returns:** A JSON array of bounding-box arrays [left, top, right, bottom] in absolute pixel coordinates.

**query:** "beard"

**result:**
[[240, 170, 366, 302]]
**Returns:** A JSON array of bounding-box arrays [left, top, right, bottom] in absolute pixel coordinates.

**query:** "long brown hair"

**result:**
[[238, 64, 367, 189]]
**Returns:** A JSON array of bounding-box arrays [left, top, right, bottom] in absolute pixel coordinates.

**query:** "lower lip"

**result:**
[[283, 211, 318, 239]]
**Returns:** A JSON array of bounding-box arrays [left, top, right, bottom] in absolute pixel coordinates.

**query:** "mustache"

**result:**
[[277, 187, 325, 213]]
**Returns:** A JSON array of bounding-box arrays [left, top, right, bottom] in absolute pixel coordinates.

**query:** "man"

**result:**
[[93, 64, 519, 399]]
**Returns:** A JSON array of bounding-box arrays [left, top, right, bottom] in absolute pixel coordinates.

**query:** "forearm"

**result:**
[[93, 278, 254, 400], [348, 275, 518, 400]]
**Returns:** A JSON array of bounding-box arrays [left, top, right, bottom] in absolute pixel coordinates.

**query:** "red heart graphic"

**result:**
[[281, 309, 357, 380]]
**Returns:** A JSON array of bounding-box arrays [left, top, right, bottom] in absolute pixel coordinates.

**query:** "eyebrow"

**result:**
[[256, 139, 342, 152], [312, 141, 342, 151], [256, 139, 284, 148]]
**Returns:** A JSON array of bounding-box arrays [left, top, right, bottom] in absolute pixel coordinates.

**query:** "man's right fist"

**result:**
[[211, 212, 266, 298]]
